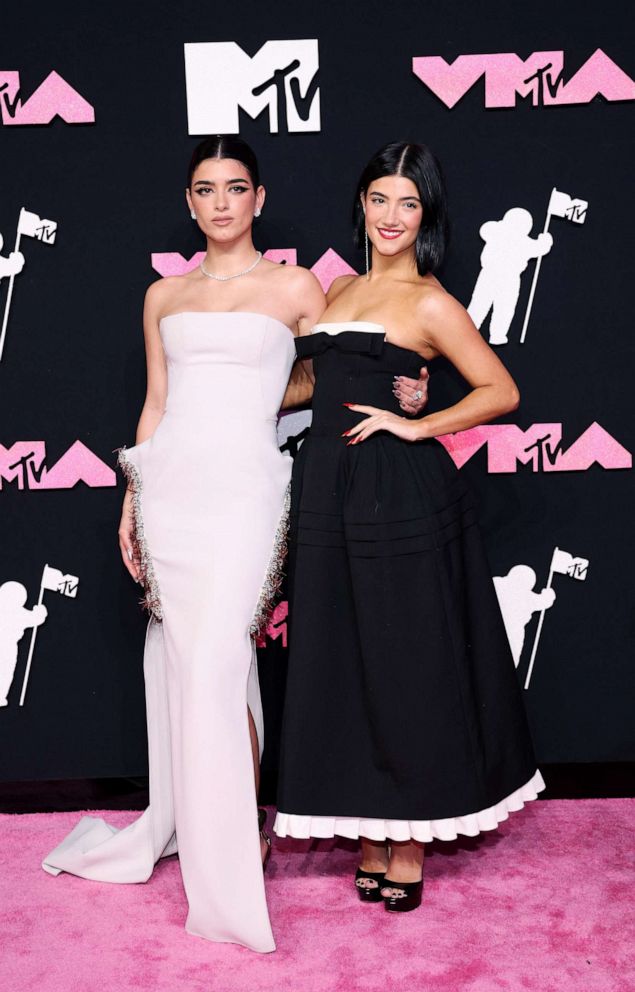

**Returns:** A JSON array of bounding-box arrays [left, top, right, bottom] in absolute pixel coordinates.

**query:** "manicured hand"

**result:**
[[118, 490, 140, 581], [342, 405, 423, 444], [393, 366, 429, 414]]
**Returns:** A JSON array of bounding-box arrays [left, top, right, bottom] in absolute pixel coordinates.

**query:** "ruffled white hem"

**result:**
[[274, 770, 545, 843]]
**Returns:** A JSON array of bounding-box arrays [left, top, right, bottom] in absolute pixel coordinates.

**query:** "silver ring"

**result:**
[[414, 389, 423, 401]]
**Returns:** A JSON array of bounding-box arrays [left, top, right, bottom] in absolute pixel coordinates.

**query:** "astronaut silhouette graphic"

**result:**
[[468, 208, 553, 344], [0, 231, 25, 281], [0, 581, 47, 706], [493, 565, 556, 667]]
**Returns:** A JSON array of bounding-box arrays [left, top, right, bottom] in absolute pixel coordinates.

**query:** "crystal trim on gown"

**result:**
[[118, 448, 163, 621], [249, 482, 291, 637]]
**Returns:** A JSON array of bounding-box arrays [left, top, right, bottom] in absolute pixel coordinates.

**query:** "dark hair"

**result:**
[[187, 135, 261, 189], [352, 141, 448, 275]]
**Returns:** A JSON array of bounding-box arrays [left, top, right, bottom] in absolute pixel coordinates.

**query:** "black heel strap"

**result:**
[[382, 877, 423, 893], [356, 867, 386, 882]]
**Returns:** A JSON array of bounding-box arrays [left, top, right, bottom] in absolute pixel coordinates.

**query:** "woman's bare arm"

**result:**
[[414, 290, 519, 439], [118, 281, 169, 580], [134, 281, 169, 442], [280, 268, 326, 409]]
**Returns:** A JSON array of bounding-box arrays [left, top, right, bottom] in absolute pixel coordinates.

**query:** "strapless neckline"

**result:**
[[308, 321, 429, 364], [160, 311, 295, 338]]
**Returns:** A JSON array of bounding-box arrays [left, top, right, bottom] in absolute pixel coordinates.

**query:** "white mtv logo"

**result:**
[[184, 40, 320, 134]]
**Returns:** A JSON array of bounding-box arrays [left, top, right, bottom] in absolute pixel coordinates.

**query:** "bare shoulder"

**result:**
[[415, 279, 467, 331], [326, 274, 357, 303], [272, 262, 323, 294], [144, 275, 186, 317], [270, 263, 326, 323]]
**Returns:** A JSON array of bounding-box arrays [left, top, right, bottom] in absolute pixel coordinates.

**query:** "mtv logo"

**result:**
[[412, 49, 635, 109], [0, 71, 94, 125], [184, 40, 320, 134], [58, 575, 79, 597], [0, 441, 116, 490], [438, 422, 632, 473], [255, 600, 288, 648]]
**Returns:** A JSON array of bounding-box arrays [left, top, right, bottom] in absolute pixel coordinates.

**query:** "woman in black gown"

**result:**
[[274, 141, 544, 912]]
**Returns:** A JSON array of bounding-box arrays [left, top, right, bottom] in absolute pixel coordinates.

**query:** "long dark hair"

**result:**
[[187, 135, 261, 189], [352, 141, 448, 275]]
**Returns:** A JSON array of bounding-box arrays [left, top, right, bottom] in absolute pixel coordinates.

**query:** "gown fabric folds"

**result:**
[[275, 323, 544, 843], [42, 312, 296, 954]]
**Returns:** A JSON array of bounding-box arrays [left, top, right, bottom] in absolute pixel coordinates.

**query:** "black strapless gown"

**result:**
[[275, 326, 543, 842]]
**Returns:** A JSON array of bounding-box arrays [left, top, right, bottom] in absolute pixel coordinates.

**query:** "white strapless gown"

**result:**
[[42, 312, 296, 953]]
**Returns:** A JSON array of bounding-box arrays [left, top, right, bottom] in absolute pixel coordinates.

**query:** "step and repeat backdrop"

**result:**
[[1, 1, 634, 783]]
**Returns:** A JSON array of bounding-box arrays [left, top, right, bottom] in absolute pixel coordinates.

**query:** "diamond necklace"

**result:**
[[199, 252, 263, 281]]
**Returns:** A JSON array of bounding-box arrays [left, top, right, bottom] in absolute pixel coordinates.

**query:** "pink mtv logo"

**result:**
[[0, 71, 94, 125], [255, 600, 288, 648], [439, 422, 631, 473], [151, 247, 356, 292], [412, 49, 635, 109], [0, 441, 116, 490]]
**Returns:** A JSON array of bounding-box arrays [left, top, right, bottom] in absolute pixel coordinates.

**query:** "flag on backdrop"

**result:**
[[17, 208, 58, 244], [548, 189, 588, 224], [550, 548, 589, 581], [41, 564, 79, 598]]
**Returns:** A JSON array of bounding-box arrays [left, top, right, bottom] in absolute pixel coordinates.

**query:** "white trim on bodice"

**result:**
[[312, 321, 385, 336]]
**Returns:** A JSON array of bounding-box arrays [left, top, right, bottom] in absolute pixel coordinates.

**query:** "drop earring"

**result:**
[[365, 229, 370, 279], [190, 210, 196, 220], [254, 208, 261, 218]]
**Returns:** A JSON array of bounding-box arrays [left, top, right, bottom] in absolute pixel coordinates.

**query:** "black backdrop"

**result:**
[[1, 0, 634, 785]]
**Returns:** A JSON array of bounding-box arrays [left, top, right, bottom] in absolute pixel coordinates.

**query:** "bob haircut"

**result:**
[[187, 135, 260, 189], [352, 141, 448, 275]]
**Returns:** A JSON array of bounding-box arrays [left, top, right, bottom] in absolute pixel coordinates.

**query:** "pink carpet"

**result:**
[[1, 800, 633, 992]]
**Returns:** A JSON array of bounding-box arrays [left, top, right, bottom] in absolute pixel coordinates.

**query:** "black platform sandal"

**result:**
[[355, 867, 386, 903], [381, 878, 423, 912], [258, 807, 271, 871]]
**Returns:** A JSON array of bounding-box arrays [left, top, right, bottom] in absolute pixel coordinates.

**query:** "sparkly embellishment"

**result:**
[[117, 448, 163, 622], [249, 483, 291, 638]]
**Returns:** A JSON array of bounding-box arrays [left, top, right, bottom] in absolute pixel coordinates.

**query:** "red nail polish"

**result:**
[[342, 403, 353, 408], [341, 429, 351, 437]]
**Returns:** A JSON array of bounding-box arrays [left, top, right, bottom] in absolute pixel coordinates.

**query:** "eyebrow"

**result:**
[[370, 190, 421, 202], [193, 178, 251, 186]]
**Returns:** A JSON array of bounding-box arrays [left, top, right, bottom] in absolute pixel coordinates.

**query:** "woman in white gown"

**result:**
[[42, 136, 428, 952]]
